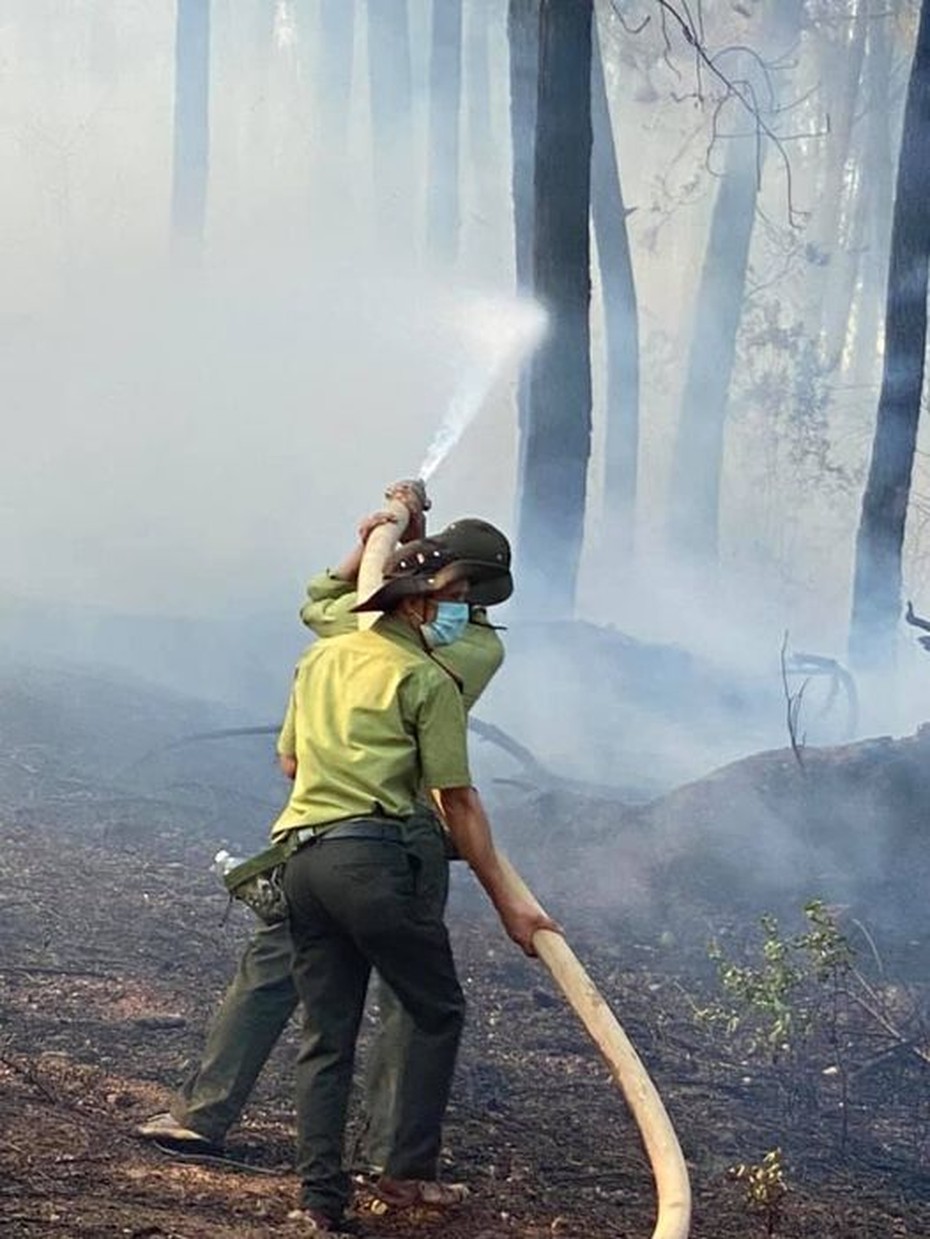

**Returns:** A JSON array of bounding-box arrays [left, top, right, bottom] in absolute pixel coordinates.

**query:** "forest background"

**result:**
[[1, 0, 929, 760]]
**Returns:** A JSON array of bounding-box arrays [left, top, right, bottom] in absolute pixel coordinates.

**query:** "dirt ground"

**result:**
[[2, 778, 930, 1239]]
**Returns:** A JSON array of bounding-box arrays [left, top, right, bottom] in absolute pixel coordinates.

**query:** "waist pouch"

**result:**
[[225, 814, 428, 922], [223, 837, 297, 925]]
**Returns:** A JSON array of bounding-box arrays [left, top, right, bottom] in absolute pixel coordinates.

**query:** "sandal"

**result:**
[[373, 1177, 470, 1208], [286, 1207, 358, 1237], [136, 1112, 217, 1148]]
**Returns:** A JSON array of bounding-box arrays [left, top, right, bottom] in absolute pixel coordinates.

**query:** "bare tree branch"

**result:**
[[781, 631, 808, 770], [610, 0, 819, 226]]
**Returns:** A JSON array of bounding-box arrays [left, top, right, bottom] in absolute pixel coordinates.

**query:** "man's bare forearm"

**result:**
[[332, 545, 363, 583], [436, 786, 506, 902], [435, 786, 558, 955]]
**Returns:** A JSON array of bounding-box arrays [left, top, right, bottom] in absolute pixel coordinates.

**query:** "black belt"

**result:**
[[293, 818, 403, 848]]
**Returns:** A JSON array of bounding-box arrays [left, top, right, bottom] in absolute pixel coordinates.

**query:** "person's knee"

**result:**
[[422, 987, 466, 1040], [300, 1018, 362, 1062]]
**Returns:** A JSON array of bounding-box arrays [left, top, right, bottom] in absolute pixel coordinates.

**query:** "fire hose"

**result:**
[[359, 492, 692, 1239]]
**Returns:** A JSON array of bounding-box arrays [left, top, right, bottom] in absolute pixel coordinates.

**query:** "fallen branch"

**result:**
[[787, 652, 859, 740], [0, 1052, 59, 1104], [780, 632, 807, 770], [848, 974, 930, 1070]]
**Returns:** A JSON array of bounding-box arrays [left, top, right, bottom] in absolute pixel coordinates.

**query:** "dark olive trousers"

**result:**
[[283, 828, 465, 1220], [172, 815, 450, 1168], [173, 917, 297, 1145]]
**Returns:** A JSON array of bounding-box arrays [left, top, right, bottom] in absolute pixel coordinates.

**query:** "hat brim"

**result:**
[[461, 567, 512, 606], [352, 559, 512, 613], [351, 574, 440, 614]]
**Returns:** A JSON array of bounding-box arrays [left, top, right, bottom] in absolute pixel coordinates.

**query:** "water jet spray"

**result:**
[[357, 294, 546, 628], [417, 294, 548, 484]]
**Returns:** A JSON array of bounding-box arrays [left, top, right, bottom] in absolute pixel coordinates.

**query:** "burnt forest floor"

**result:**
[[2, 799, 930, 1239]]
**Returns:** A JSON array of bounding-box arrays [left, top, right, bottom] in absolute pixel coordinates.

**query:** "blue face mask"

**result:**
[[422, 601, 470, 648]]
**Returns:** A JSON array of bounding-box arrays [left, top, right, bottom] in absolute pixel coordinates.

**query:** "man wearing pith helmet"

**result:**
[[274, 535, 557, 1237]]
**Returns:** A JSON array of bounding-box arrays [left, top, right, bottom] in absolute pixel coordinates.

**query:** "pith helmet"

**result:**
[[435, 518, 513, 606], [352, 537, 510, 613]]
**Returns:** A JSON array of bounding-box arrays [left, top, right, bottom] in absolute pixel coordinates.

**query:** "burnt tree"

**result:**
[[591, 16, 639, 566], [171, 0, 210, 261], [507, 0, 540, 478], [317, 0, 356, 145], [849, 0, 930, 670], [666, 0, 803, 565], [516, 0, 593, 617], [367, 0, 414, 249], [466, 0, 494, 163], [508, 0, 539, 299], [850, 4, 895, 388], [665, 73, 759, 564], [426, 0, 463, 264]]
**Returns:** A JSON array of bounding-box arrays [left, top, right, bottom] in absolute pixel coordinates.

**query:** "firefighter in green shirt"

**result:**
[[279, 535, 556, 1236], [138, 506, 513, 1181], [298, 515, 506, 714]]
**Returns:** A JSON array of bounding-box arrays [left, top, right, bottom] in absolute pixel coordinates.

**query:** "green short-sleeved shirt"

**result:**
[[271, 615, 471, 840], [300, 570, 504, 712]]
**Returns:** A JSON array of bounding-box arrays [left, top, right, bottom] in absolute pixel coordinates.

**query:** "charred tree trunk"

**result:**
[[466, 0, 494, 163], [849, 0, 930, 670], [317, 0, 355, 146], [823, 162, 868, 372], [666, 2, 801, 566], [516, 0, 593, 617], [171, 0, 210, 262], [591, 17, 639, 565], [805, 0, 867, 361], [466, 0, 497, 271], [819, 0, 869, 369], [367, 0, 414, 250], [850, 5, 895, 389], [508, 0, 540, 498], [665, 99, 758, 564], [426, 0, 462, 264], [508, 0, 539, 298]]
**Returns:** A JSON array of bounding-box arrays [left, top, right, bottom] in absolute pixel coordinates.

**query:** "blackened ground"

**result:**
[[2, 770, 930, 1239]]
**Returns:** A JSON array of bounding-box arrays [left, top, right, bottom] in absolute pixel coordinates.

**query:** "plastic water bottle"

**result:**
[[212, 849, 243, 884]]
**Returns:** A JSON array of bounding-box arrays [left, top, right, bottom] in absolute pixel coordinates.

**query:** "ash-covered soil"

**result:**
[[2, 660, 930, 1237]]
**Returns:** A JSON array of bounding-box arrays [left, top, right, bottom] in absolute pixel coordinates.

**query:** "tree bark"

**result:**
[[665, 91, 759, 564], [171, 0, 210, 262], [507, 0, 539, 293], [804, 0, 867, 361], [849, 0, 930, 670], [466, 0, 498, 271], [317, 0, 355, 146], [822, 163, 868, 373], [818, 0, 869, 369], [850, 4, 895, 389], [591, 16, 639, 566], [466, 0, 494, 165], [426, 0, 463, 264], [367, 0, 415, 250], [507, 0, 540, 497], [665, 1, 802, 565], [516, 0, 593, 617]]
